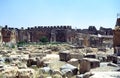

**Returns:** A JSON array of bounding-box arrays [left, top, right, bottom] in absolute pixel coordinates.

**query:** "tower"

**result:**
[[115, 13, 120, 27], [113, 13, 120, 55]]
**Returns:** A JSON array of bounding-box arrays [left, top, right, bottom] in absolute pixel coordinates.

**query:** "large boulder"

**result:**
[[27, 59, 37, 67], [79, 58, 100, 74], [79, 59, 91, 74], [27, 58, 44, 67], [83, 58, 100, 69]]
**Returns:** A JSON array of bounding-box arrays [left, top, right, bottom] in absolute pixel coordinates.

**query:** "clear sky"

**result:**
[[0, 0, 120, 29]]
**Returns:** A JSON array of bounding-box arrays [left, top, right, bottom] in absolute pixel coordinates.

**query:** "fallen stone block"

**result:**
[[60, 64, 78, 76], [59, 51, 71, 62], [107, 62, 118, 67]]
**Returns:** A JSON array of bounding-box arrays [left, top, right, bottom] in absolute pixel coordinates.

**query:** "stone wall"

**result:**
[[26, 26, 74, 43], [1, 25, 113, 45]]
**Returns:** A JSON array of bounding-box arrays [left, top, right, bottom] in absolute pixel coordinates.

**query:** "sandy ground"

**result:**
[[43, 54, 66, 70]]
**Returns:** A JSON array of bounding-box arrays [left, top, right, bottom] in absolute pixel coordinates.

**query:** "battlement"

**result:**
[[27, 25, 72, 30]]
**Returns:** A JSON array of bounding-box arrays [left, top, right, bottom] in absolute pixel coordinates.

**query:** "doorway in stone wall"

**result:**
[[56, 30, 66, 42]]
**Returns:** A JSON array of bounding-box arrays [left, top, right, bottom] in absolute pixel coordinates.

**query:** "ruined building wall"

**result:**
[[27, 26, 51, 42], [1, 25, 114, 45], [1, 28, 11, 43], [26, 26, 73, 43], [17, 29, 30, 42]]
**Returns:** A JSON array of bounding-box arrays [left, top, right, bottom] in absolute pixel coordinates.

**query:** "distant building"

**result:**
[[98, 27, 113, 35], [88, 26, 98, 35], [77, 26, 98, 35]]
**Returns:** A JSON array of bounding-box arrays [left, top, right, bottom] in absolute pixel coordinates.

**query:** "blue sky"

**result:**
[[0, 0, 120, 29]]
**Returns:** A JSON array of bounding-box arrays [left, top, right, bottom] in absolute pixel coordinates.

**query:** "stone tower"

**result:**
[[113, 16, 120, 55]]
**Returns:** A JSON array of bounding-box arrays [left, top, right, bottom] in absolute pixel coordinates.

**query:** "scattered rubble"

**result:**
[[0, 43, 118, 78]]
